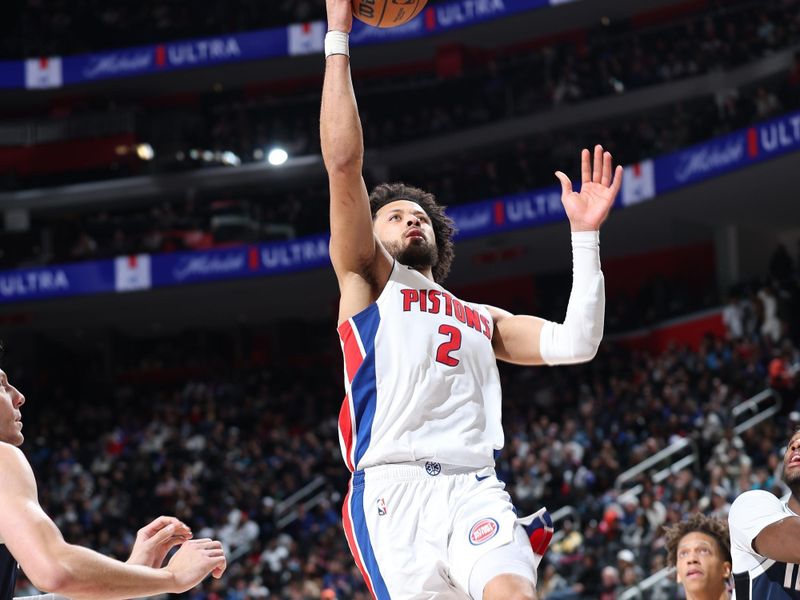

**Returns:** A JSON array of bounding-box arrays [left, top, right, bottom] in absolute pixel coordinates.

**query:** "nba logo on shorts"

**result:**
[[377, 498, 388, 516], [425, 461, 441, 476], [469, 518, 499, 545]]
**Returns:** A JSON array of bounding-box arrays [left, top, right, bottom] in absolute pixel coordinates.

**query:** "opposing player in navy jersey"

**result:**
[[321, 1, 622, 598], [0, 365, 227, 600], [665, 514, 732, 600], [729, 429, 800, 599]]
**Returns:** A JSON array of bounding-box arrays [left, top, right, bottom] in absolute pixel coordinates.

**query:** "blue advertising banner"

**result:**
[[150, 235, 331, 288], [0, 260, 115, 304], [152, 246, 259, 287], [63, 29, 288, 85], [655, 129, 750, 195], [655, 110, 800, 195], [0, 61, 22, 89]]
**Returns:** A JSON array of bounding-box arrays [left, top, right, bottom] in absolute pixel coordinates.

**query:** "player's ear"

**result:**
[[722, 561, 732, 579]]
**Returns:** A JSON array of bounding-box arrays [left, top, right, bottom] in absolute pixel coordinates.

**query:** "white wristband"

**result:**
[[325, 31, 350, 58]]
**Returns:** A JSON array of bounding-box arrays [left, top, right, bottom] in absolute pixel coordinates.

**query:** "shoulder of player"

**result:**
[[0, 442, 36, 490], [484, 304, 512, 323], [729, 490, 783, 522]]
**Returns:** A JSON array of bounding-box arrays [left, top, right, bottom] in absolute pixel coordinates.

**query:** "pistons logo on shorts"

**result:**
[[469, 518, 499, 545]]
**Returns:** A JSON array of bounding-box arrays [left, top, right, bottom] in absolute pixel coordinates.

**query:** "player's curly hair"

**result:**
[[664, 513, 732, 567], [369, 182, 456, 283]]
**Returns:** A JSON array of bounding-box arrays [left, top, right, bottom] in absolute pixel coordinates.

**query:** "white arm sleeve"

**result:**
[[539, 230, 604, 365], [14, 595, 67, 600]]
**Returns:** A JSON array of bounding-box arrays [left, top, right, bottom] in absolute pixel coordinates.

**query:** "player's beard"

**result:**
[[783, 464, 800, 499], [384, 237, 438, 273]]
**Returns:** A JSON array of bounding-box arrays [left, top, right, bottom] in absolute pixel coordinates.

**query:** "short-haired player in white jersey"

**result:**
[[321, 1, 623, 597], [729, 429, 800, 599]]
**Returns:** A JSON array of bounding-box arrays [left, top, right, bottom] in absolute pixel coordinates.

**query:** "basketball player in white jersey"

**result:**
[[321, 1, 623, 598], [664, 514, 732, 600], [729, 429, 800, 599], [0, 365, 227, 600]]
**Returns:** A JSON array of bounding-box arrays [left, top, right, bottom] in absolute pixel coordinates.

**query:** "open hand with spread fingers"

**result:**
[[555, 144, 624, 232]]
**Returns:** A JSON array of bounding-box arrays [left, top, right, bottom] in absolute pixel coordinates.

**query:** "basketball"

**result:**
[[352, 0, 428, 28]]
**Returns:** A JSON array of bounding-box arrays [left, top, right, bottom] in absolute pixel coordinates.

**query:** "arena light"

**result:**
[[221, 151, 241, 166], [267, 148, 288, 166], [136, 143, 155, 161]]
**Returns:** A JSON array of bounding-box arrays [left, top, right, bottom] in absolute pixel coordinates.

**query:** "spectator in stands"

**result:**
[[664, 514, 732, 600], [538, 563, 568, 597], [69, 231, 98, 260], [722, 291, 745, 340], [708, 486, 733, 521], [598, 565, 621, 600], [757, 284, 783, 342], [755, 85, 782, 119]]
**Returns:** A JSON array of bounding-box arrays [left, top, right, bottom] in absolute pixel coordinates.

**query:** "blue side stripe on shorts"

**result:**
[[351, 475, 391, 600]]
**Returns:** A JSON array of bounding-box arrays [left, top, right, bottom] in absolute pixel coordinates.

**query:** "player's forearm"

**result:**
[[538, 231, 605, 364], [39, 543, 176, 600], [755, 517, 800, 563], [321, 55, 364, 173]]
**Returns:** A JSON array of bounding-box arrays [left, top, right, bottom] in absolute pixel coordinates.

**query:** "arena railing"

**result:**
[[614, 388, 782, 503], [732, 388, 782, 435], [618, 566, 673, 600], [273, 474, 327, 525], [614, 437, 698, 497], [226, 474, 328, 563]]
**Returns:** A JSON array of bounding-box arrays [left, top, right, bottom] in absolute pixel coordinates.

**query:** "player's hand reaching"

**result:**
[[165, 538, 227, 593], [555, 144, 623, 232], [127, 516, 193, 568], [326, 0, 353, 33]]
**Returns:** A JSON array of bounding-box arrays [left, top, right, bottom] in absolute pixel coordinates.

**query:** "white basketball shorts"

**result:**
[[340, 461, 552, 599]]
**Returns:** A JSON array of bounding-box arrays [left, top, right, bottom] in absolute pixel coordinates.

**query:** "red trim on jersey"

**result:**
[[337, 319, 365, 472], [339, 395, 355, 472], [341, 484, 378, 599], [338, 319, 365, 383]]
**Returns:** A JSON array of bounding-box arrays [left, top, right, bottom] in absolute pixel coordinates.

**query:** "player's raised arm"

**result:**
[[490, 145, 623, 366], [321, 0, 391, 293]]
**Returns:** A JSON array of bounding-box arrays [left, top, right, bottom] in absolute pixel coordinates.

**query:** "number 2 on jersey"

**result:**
[[436, 324, 462, 366]]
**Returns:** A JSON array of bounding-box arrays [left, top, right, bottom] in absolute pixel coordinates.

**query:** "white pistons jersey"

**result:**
[[337, 262, 503, 472]]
